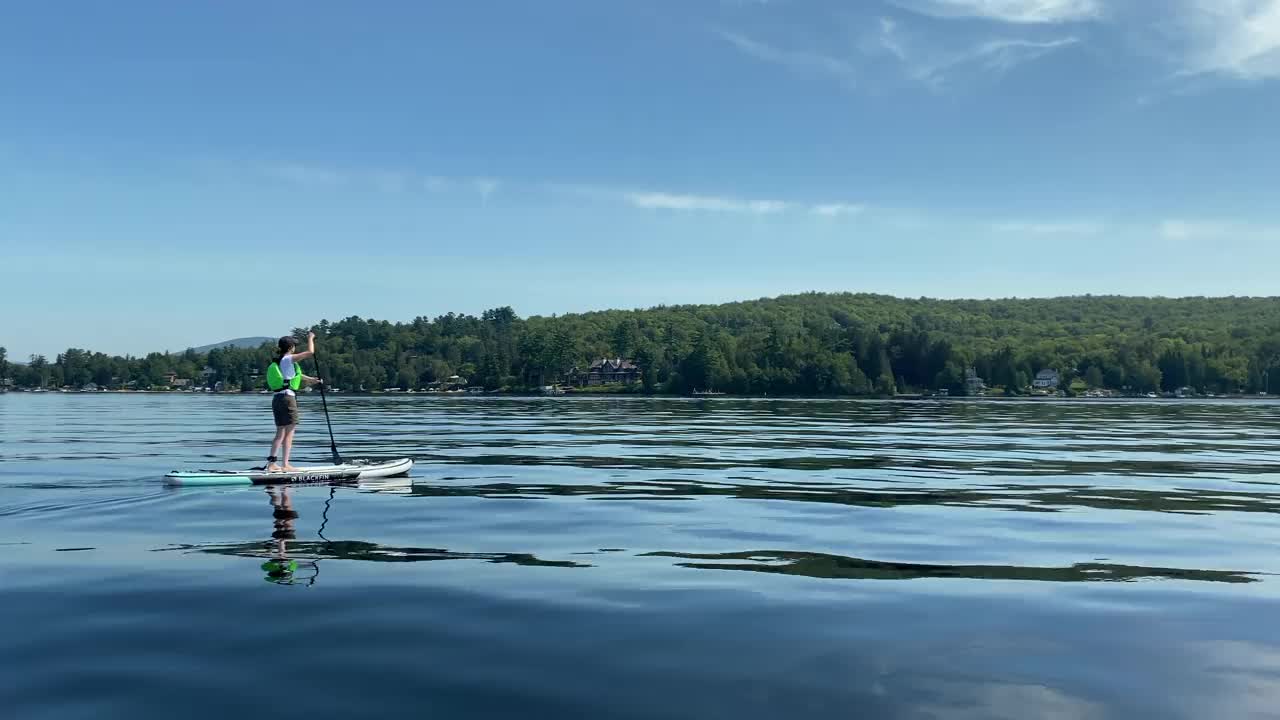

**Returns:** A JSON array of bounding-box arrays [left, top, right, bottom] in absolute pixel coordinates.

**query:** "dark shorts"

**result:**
[[272, 393, 300, 427]]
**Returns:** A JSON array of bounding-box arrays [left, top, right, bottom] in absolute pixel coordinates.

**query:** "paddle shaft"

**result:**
[[313, 346, 342, 464]]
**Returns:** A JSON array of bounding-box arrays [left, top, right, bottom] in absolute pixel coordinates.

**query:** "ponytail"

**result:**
[[275, 336, 296, 362]]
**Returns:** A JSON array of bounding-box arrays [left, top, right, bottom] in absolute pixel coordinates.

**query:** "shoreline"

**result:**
[[4, 388, 1275, 401]]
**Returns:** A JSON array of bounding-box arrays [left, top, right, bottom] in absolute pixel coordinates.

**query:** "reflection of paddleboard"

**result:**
[[164, 458, 413, 486]]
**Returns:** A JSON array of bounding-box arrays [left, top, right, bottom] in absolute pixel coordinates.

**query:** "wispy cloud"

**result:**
[[550, 182, 867, 218], [721, 22, 1074, 92], [625, 191, 792, 214], [264, 163, 345, 187], [973, 36, 1080, 71], [1172, 0, 1280, 81], [716, 30, 859, 87], [811, 203, 867, 217], [473, 178, 500, 199], [1158, 219, 1280, 244], [861, 15, 1079, 87], [993, 220, 1104, 235], [622, 190, 876, 217], [893, 0, 1280, 83], [892, 0, 1103, 24], [877, 17, 908, 61], [265, 162, 499, 200], [1159, 219, 1231, 240], [914, 36, 1080, 85], [372, 170, 410, 194]]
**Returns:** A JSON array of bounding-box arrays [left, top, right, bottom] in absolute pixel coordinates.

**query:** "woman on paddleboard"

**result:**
[[266, 333, 322, 471]]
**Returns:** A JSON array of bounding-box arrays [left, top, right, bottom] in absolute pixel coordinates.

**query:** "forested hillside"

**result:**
[[5, 293, 1280, 395]]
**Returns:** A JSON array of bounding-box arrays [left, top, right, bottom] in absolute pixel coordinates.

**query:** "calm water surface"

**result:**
[[3, 394, 1280, 718]]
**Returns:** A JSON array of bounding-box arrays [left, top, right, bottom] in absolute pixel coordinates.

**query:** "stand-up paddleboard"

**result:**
[[165, 458, 413, 487]]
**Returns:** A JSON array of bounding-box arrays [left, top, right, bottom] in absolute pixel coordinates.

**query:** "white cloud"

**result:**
[[993, 220, 1104, 235], [914, 36, 1080, 84], [812, 203, 867, 217], [878, 17, 908, 61], [1181, 641, 1280, 720], [747, 199, 792, 213], [972, 36, 1080, 71], [1173, 0, 1280, 80], [892, 0, 1103, 24], [554, 183, 869, 217], [264, 163, 345, 187], [716, 30, 859, 87], [912, 680, 1105, 720], [724, 11, 1078, 93], [1158, 219, 1280, 243], [728, 0, 1276, 92], [372, 170, 409, 194], [265, 163, 498, 200], [472, 178, 500, 201], [625, 191, 792, 214], [860, 15, 1079, 87], [1159, 219, 1231, 239]]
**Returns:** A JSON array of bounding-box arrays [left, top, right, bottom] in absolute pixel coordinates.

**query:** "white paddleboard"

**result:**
[[164, 458, 413, 486]]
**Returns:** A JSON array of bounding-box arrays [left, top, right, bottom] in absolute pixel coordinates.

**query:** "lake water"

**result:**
[[3, 394, 1280, 719]]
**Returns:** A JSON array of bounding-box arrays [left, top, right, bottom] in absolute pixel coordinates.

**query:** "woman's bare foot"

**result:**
[[283, 464, 299, 472], [266, 464, 282, 472]]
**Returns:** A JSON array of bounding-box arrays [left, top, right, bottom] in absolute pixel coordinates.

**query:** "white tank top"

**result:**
[[276, 355, 298, 396]]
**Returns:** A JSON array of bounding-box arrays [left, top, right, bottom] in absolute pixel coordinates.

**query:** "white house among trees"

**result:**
[[1033, 369, 1061, 389]]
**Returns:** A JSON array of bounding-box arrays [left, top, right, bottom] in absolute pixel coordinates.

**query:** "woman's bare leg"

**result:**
[[267, 427, 286, 471], [282, 425, 297, 470]]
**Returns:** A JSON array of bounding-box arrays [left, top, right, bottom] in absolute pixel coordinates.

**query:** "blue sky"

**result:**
[[2, 0, 1278, 359]]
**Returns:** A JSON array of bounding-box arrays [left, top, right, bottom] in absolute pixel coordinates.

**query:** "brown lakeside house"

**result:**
[[569, 358, 642, 387]]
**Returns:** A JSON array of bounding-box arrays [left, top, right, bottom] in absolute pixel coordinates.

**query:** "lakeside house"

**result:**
[[569, 358, 642, 386], [1033, 369, 1061, 389], [425, 375, 468, 393], [160, 372, 193, 389]]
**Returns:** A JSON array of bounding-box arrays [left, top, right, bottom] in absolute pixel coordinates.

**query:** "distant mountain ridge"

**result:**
[[182, 337, 274, 354]]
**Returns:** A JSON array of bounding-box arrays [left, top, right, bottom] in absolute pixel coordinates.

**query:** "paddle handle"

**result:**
[[313, 344, 342, 465]]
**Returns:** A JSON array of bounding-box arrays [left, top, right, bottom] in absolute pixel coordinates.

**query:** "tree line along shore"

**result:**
[[4, 293, 1280, 398]]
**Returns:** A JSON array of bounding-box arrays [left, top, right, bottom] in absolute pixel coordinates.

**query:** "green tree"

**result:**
[[634, 344, 659, 394], [1011, 370, 1030, 395], [29, 353, 50, 386], [612, 319, 639, 359], [1085, 366, 1105, 388], [9, 292, 1280, 396], [1129, 362, 1163, 394], [479, 354, 503, 390], [396, 368, 416, 390], [934, 362, 966, 396], [1057, 370, 1074, 394], [875, 373, 896, 396], [682, 334, 730, 392]]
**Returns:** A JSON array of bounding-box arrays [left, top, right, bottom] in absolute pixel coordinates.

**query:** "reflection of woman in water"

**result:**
[[262, 486, 300, 583]]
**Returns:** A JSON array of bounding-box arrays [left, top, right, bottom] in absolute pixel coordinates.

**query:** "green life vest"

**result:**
[[266, 359, 303, 391]]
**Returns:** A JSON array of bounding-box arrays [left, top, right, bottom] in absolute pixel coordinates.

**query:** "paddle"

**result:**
[[313, 344, 343, 465]]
